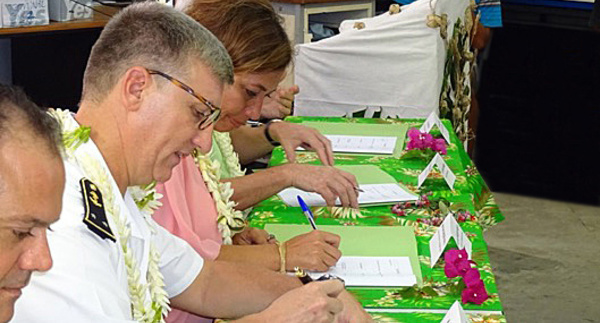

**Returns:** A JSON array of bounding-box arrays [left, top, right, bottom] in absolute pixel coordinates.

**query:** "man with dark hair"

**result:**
[[0, 84, 65, 323]]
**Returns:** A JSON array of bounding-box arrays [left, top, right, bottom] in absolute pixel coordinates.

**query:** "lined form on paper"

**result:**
[[309, 256, 416, 287], [297, 135, 398, 155], [278, 183, 418, 207]]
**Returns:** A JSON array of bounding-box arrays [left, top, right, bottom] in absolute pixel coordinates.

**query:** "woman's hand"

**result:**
[[269, 122, 334, 166], [281, 164, 359, 208], [260, 85, 299, 119], [285, 230, 342, 272], [232, 227, 273, 245]]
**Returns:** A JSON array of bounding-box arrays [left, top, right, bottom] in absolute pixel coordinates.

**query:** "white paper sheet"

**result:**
[[278, 183, 418, 207], [297, 135, 397, 155], [308, 256, 416, 287]]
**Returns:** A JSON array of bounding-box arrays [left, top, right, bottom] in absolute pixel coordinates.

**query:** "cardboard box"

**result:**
[[0, 0, 49, 28], [48, 0, 91, 22]]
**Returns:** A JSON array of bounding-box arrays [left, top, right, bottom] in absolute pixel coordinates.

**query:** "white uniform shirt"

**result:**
[[12, 115, 204, 322]]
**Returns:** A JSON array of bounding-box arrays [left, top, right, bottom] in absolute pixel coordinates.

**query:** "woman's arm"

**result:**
[[229, 121, 334, 166], [224, 164, 291, 210], [217, 230, 342, 272], [229, 125, 275, 165], [224, 163, 359, 210]]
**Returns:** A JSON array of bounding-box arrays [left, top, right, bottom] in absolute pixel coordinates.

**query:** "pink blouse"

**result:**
[[154, 156, 222, 323]]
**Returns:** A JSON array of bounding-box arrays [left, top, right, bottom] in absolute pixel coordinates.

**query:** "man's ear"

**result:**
[[121, 66, 151, 112]]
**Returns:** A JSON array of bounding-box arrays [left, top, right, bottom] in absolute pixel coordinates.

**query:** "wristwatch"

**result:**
[[294, 267, 345, 286], [263, 119, 283, 147]]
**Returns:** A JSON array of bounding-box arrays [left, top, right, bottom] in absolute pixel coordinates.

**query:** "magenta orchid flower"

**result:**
[[444, 249, 490, 305], [463, 268, 482, 287], [444, 249, 475, 278], [407, 127, 421, 139], [461, 280, 489, 305], [433, 138, 447, 155], [444, 249, 468, 263], [444, 256, 471, 278], [406, 128, 447, 155]]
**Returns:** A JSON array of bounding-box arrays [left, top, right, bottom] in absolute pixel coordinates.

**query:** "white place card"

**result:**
[[440, 301, 469, 323], [429, 214, 472, 268], [418, 153, 456, 190], [420, 111, 451, 144], [418, 155, 437, 188]]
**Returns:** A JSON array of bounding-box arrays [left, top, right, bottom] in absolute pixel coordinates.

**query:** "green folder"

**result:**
[[335, 165, 397, 185], [264, 224, 423, 286], [300, 121, 409, 157]]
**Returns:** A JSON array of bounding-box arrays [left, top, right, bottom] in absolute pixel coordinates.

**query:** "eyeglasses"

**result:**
[[147, 69, 221, 130]]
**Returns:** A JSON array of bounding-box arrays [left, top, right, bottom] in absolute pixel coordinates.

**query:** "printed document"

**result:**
[[309, 256, 416, 287], [298, 135, 397, 154], [279, 183, 418, 207]]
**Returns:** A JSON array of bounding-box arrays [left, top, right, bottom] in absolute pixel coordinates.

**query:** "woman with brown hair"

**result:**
[[151, 1, 369, 322]]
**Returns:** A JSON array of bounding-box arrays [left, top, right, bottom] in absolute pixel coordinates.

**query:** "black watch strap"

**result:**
[[294, 267, 345, 286], [264, 119, 283, 147], [294, 267, 313, 285]]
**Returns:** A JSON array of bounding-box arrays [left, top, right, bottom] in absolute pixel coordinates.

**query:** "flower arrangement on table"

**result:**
[[444, 249, 490, 305], [390, 192, 476, 225], [403, 128, 447, 159]]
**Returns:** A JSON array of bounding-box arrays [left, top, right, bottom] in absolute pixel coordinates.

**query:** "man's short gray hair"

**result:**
[[82, 2, 234, 103]]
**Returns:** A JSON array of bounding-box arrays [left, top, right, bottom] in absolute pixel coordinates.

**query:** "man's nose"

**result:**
[[192, 123, 214, 154], [20, 228, 53, 272]]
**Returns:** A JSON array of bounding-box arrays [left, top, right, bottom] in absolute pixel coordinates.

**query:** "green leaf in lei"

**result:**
[[63, 125, 91, 151], [134, 182, 158, 210]]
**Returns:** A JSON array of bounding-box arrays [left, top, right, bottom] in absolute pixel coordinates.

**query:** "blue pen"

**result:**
[[297, 196, 318, 230]]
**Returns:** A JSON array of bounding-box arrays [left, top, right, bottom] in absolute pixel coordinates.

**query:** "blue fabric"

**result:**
[[393, 0, 503, 27], [503, 0, 593, 10]]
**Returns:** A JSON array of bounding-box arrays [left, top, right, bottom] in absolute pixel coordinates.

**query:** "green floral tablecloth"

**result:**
[[248, 117, 505, 316]]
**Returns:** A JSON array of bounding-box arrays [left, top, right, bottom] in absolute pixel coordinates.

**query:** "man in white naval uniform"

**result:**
[[12, 2, 371, 323]]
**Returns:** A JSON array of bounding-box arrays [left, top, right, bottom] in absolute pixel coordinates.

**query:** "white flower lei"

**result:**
[[49, 109, 170, 323], [189, 131, 246, 244], [213, 131, 245, 178]]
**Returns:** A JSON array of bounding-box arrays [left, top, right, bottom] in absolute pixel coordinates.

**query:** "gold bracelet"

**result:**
[[276, 241, 287, 273]]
